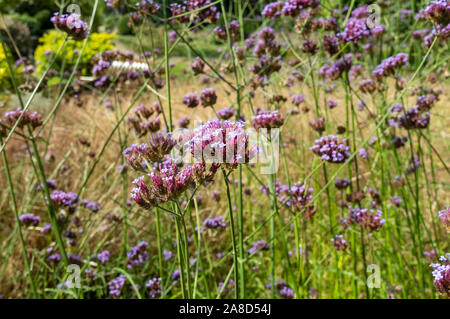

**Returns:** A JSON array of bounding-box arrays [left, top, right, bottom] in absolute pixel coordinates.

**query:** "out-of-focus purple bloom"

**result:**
[[280, 286, 295, 299], [126, 241, 149, 269], [345, 208, 386, 232], [47, 253, 61, 265], [334, 178, 351, 190], [191, 57, 205, 75], [163, 250, 174, 261], [35, 179, 57, 192], [248, 240, 269, 255], [4, 108, 43, 129], [82, 200, 101, 213], [217, 107, 235, 120], [108, 275, 126, 298], [327, 99, 338, 109], [262, 2, 283, 18], [309, 117, 325, 133], [95, 250, 110, 264], [146, 277, 162, 298], [291, 94, 305, 106], [372, 53, 408, 81], [40, 224, 51, 234], [398, 106, 430, 130], [358, 148, 368, 159], [178, 116, 190, 128], [331, 234, 349, 251], [136, 0, 160, 16], [183, 92, 199, 108], [251, 109, 284, 130], [19, 213, 40, 227], [203, 216, 226, 229], [50, 190, 79, 213], [171, 269, 180, 281], [439, 205, 450, 230], [200, 88, 217, 107], [430, 253, 450, 297]]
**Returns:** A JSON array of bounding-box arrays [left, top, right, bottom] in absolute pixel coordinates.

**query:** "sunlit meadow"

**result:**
[[0, 0, 449, 299]]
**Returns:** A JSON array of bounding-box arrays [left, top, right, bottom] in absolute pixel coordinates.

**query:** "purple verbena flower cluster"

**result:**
[[203, 216, 227, 229], [108, 275, 126, 298], [310, 135, 351, 163], [4, 108, 43, 129], [331, 234, 349, 251], [439, 205, 450, 230], [248, 240, 269, 255], [126, 241, 149, 269], [431, 254, 450, 297], [19, 213, 41, 227], [251, 109, 284, 130], [51, 13, 88, 40], [372, 53, 409, 81], [146, 277, 162, 298]]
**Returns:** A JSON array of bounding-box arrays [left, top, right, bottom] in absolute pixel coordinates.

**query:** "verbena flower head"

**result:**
[[251, 109, 284, 130], [203, 216, 226, 229], [35, 179, 57, 192], [123, 133, 178, 169], [262, 2, 283, 18], [280, 286, 295, 299], [108, 275, 126, 298], [337, 17, 371, 43], [95, 250, 110, 264], [104, 0, 119, 8], [319, 55, 353, 80], [178, 116, 190, 128], [170, 4, 189, 23], [126, 241, 149, 269], [200, 88, 217, 107], [47, 253, 61, 265], [82, 200, 101, 213], [424, 249, 439, 261], [347, 208, 386, 232], [4, 108, 43, 129], [291, 94, 305, 106], [130, 160, 193, 208], [184, 0, 220, 23], [281, 0, 321, 17], [51, 13, 89, 40], [19, 213, 40, 227], [50, 190, 79, 214], [334, 178, 351, 190], [191, 57, 205, 75], [128, 11, 143, 27], [217, 107, 235, 120], [183, 92, 200, 108], [331, 234, 349, 251], [190, 119, 256, 171], [280, 181, 316, 219], [146, 277, 162, 298], [136, 0, 161, 16], [398, 106, 430, 130], [430, 254, 450, 297], [248, 240, 269, 255], [439, 205, 450, 231], [417, 0, 450, 25], [309, 117, 325, 133], [322, 34, 339, 56], [40, 224, 51, 234], [372, 53, 408, 81], [310, 135, 351, 163]]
